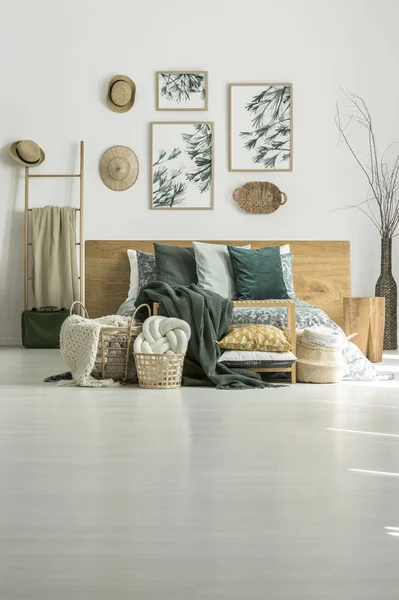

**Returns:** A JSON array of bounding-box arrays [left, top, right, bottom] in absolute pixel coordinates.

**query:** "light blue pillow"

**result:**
[[193, 241, 251, 299]]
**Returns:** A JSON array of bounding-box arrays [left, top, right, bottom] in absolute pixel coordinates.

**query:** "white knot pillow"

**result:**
[[133, 316, 191, 355]]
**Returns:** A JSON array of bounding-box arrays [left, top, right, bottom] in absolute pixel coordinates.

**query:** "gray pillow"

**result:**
[[137, 250, 156, 290], [193, 241, 251, 299], [281, 253, 296, 298], [127, 249, 156, 300]]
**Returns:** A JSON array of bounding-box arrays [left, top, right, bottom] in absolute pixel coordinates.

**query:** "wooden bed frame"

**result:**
[[153, 298, 298, 383], [85, 240, 351, 328]]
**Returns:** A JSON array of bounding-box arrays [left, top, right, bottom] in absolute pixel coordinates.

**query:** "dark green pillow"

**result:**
[[154, 243, 198, 287], [228, 245, 289, 300]]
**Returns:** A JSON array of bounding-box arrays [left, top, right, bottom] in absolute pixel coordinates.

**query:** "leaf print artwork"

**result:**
[[153, 148, 186, 208], [230, 84, 292, 171], [153, 148, 182, 166], [182, 124, 212, 192], [160, 74, 205, 103], [151, 122, 213, 210], [153, 161, 187, 208], [157, 72, 208, 110]]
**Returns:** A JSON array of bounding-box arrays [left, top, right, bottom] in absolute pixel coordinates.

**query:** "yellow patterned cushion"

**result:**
[[218, 324, 291, 352]]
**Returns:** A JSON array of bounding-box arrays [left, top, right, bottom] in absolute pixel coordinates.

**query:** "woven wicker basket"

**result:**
[[70, 301, 151, 384], [233, 181, 288, 214], [296, 339, 344, 384], [134, 352, 185, 389]]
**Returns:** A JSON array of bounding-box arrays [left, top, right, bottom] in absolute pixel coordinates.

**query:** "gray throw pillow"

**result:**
[[193, 241, 251, 299], [127, 249, 156, 300], [281, 253, 296, 298], [137, 250, 156, 290]]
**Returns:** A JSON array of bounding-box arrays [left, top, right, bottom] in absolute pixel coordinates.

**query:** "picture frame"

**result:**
[[229, 83, 293, 172], [156, 71, 208, 111], [150, 121, 214, 210]]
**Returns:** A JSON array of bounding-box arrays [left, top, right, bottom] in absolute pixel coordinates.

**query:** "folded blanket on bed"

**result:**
[[135, 282, 281, 389]]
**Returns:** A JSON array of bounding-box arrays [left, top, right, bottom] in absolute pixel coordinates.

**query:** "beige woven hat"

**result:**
[[9, 140, 45, 167], [106, 75, 136, 113], [100, 146, 139, 191]]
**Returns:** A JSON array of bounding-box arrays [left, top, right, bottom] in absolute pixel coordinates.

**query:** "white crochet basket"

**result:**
[[134, 352, 185, 389], [70, 301, 151, 383]]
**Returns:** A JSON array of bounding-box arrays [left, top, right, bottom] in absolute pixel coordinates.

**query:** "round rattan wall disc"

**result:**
[[100, 146, 139, 191], [233, 181, 288, 214]]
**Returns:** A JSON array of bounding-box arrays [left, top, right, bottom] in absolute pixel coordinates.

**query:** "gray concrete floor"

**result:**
[[0, 347, 399, 599]]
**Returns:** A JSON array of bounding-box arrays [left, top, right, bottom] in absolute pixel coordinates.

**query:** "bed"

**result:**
[[84, 240, 351, 384], [85, 240, 351, 327], [83, 239, 389, 383]]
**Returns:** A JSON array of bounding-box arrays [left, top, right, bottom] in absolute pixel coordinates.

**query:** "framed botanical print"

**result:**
[[156, 71, 208, 111], [229, 83, 293, 172], [151, 122, 214, 210]]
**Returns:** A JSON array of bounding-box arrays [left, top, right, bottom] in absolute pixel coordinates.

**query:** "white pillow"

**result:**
[[193, 241, 251, 299], [218, 350, 297, 362], [127, 249, 139, 300]]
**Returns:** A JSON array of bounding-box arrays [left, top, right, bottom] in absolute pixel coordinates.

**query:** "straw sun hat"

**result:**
[[100, 146, 139, 191], [106, 75, 136, 113], [9, 140, 45, 167]]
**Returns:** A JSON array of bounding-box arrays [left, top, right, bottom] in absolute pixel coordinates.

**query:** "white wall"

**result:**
[[1, 0, 398, 344]]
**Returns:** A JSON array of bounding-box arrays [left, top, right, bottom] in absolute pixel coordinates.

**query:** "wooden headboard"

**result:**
[[85, 240, 350, 327]]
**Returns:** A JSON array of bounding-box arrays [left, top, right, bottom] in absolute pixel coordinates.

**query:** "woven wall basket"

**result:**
[[233, 181, 288, 215]]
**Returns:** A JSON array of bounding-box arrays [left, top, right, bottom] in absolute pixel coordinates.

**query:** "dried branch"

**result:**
[[336, 90, 399, 238]]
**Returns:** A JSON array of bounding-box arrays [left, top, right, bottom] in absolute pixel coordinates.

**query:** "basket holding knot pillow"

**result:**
[[133, 316, 191, 389], [296, 327, 347, 384]]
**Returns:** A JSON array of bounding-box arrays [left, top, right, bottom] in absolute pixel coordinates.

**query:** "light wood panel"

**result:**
[[85, 240, 350, 327], [344, 297, 385, 363]]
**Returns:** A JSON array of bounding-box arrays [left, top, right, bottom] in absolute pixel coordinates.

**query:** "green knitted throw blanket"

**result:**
[[135, 282, 281, 389]]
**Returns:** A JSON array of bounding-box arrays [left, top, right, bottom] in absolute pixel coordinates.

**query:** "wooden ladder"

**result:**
[[24, 141, 85, 309]]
